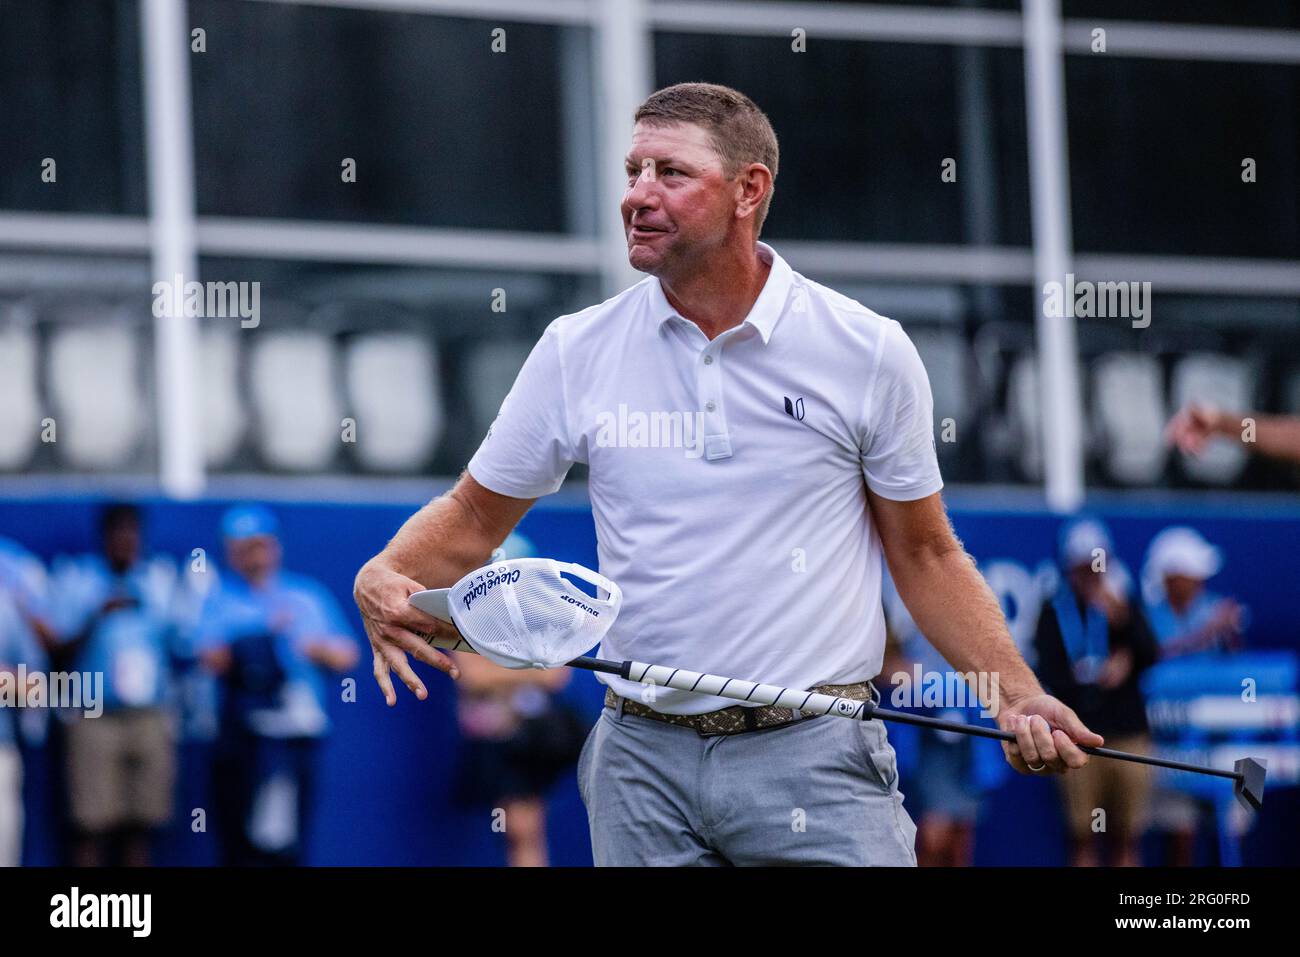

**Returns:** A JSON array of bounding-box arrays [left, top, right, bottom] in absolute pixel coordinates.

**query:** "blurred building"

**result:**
[[0, 0, 1297, 499]]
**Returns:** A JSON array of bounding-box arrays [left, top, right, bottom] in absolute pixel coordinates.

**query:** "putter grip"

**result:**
[[626, 661, 874, 720]]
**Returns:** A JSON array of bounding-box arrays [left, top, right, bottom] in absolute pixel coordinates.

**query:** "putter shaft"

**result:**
[[423, 634, 1265, 808]]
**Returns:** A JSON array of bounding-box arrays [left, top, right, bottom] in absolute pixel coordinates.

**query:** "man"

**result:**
[[1140, 525, 1244, 865], [1167, 404, 1300, 464], [881, 575, 986, 867], [195, 505, 358, 866], [1033, 519, 1160, 867], [48, 505, 178, 867], [0, 536, 52, 867], [355, 82, 1100, 866], [448, 532, 586, 868]]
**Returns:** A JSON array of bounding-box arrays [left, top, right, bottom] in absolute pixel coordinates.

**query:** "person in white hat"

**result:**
[[1140, 525, 1246, 865], [1142, 526, 1244, 659]]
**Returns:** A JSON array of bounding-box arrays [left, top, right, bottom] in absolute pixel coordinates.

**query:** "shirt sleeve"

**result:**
[[859, 319, 945, 501], [190, 589, 229, 652], [467, 321, 576, 499], [47, 558, 102, 642]]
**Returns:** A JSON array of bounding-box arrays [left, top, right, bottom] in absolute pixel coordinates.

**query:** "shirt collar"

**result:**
[[649, 241, 793, 344]]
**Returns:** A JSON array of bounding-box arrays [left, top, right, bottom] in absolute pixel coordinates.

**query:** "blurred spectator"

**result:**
[[451, 655, 582, 866], [880, 576, 985, 867], [47, 505, 179, 867], [1141, 526, 1245, 865], [1142, 527, 1245, 658], [194, 505, 358, 866], [1167, 405, 1300, 465], [0, 536, 53, 866], [1033, 518, 1160, 867], [449, 533, 590, 867]]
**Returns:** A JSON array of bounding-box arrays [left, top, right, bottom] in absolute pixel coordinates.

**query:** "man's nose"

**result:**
[[623, 168, 660, 210]]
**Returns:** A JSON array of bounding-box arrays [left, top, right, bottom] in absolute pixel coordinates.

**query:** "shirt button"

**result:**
[[705, 401, 716, 412], [703, 355, 714, 365]]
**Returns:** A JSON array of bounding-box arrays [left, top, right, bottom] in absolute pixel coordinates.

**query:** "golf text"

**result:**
[[888, 666, 999, 718], [594, 404, 706, 459], [1042, 274, 1151, 328], [151, 274, 261, 328], [0, 665, 102, 718], [50, 887, 151, 938]]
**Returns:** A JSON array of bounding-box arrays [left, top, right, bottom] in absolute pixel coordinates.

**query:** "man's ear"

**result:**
[[734, 163, 773, 220]]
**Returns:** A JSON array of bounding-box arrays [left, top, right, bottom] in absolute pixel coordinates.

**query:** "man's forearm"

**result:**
[[369, 491, 498, 588], [1209, 410, 1300, 463], [888, 546, 1042, 709]]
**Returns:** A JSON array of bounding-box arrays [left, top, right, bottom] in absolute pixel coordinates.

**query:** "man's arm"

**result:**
[[353, 470, 535, 705], [1167, 404, 1300, 464], [868, 489, 1103, 774]]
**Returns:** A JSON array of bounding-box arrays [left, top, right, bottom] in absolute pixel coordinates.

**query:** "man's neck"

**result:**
[[659, 242, 771, 341]]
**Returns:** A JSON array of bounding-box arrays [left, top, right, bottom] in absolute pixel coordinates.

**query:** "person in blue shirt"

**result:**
[[48, 505, 180, 867], [1142, 526, 1244, 659], [1034, 518, 1160, 867], [194, 505, 357, 866], [880, 572, 988, 867], [1141, 525, 1245, 866], [0, 535, 53, 867]]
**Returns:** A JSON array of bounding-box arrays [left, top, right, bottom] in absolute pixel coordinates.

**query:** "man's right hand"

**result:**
[[353, 557, 462, 706], [1165, 404, 1227, 455]]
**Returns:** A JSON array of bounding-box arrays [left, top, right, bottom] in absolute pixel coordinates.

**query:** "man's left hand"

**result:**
[[996, 694, 1104, 775]]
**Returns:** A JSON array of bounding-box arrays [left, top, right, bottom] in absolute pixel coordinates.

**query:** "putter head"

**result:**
[[1233, 757, 1267, 811]]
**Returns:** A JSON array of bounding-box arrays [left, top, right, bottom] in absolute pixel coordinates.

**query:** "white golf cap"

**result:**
[[1059, 517, 1114, 569], [1145, 526, 1223, 581], [410, 557, 622, 669]]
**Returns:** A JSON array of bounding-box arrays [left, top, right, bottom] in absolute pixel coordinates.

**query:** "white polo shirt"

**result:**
[[468, 241, 943, 714]]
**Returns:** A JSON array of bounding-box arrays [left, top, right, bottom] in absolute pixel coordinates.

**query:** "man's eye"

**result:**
[[661, 167, 679, 176]]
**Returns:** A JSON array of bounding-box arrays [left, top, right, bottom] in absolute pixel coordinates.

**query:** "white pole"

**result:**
[[140, 0, 204, 498], [595, 0, 652, 298], [1023, 0, 1084, 512]]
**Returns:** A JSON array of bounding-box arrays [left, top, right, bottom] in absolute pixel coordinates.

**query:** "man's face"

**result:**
[[1068, 562, 1102, 598], [1164, 573, 1204, 608], [226, 535, 280, 584], [621, 121, 739, 276], [103, 521, 141, 569]]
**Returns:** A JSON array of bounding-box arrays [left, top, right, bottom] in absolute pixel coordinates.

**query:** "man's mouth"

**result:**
[[629, 224, 667, 239]]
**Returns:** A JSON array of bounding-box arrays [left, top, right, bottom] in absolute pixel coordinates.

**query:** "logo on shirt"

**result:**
[[783, 396, 805, 421]]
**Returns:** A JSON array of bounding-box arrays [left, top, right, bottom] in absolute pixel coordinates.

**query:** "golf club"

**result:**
[[417, 628, 1267, 811]]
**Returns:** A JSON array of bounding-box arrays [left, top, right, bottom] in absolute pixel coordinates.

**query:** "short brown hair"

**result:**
[[634, 82, 780, 235]]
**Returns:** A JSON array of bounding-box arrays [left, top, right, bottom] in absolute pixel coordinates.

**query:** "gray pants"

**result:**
[[577, 694, 918, 866]]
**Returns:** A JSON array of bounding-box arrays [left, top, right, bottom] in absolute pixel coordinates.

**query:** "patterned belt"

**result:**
[[603, 679, 880, 737]]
